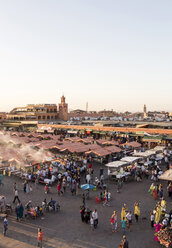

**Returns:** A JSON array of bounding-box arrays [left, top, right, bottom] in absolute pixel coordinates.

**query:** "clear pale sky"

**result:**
[[0, 0, 172, 113]]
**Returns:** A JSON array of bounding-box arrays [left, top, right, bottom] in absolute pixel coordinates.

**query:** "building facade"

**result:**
[[0, 112, 7, 122], [7, 96, 68, 121]]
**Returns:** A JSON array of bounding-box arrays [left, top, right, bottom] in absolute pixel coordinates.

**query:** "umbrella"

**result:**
[[81, 184, 95, 190]]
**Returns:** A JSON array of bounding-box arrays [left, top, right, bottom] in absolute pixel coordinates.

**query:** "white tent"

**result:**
[[133, 151, 156, 158], [159, 169, 172, 181], [121, 156, 141, 163], [152, 146, 164, 153], [105, 161, 128, 168]]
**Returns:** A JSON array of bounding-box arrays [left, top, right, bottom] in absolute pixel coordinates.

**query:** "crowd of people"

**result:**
[[0, 141, 171, 248]]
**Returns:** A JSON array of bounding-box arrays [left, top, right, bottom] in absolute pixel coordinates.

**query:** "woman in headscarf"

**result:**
[[161, 197, 166, 212], [134, 202, 140, 222], [121, 204, 127, 221], [153, 186, 158, 200], [154, 222, 162, 242], [149, 183, 154, 195], [18, 202, 24, 221], [154, 203, 162, 223]]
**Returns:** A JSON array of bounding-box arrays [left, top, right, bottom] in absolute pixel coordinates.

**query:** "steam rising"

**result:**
[[0, 132, 52, 168]]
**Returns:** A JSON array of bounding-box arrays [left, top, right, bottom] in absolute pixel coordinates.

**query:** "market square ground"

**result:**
[[0, 162, 171, 248]]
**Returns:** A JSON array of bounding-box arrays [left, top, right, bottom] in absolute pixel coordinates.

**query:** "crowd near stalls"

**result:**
[[148, 166, 172, 247], [0, 129, 172, 247]]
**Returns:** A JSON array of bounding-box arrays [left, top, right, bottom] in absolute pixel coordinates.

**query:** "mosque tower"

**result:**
[[143, 104, 147, 118], [58, 95, 68, 121]]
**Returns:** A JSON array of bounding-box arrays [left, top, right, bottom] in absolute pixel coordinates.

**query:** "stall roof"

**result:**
[[165, 135, 172, 140], [105, 146, 122, 153], [120, 141, 141, 148], [142, 136, 163, 142], [152, 146, 165, 152], [133, 150, 156, 157], [159, 169, 172, 181], [105, 161, 128, 168], [96, 139, 119, 146], [85, 148, 112, 157], [121, 156, 141, 163], [64, 137, 81, 142]]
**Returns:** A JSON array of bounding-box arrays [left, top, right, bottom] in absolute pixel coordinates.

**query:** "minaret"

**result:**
[[143, 104, 147, 118], [58, 95, 68, 121]]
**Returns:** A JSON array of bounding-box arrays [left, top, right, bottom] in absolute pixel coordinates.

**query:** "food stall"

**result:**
[[156, 227, 172, 247]]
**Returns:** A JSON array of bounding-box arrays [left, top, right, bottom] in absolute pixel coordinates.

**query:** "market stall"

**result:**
[[159, 170, 172, 181], [121, 156, 141, 163], [156, 227, 172, 247]]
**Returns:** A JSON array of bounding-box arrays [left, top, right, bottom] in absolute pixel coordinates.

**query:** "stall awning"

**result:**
[[165, 135, 172, 140], [67, 130, 78, 134], [121, 156, 141, 163], [159, 169, 172, 181], [105, 161, 128, 168], [142, 136, 163, 142], [100, 131, 106, 135]]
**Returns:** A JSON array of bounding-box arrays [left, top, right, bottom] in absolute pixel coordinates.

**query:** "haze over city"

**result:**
[[0, 0, 172, 112]]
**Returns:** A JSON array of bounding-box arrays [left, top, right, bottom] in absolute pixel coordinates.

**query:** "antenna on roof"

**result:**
[[86, 102, 88, 112]]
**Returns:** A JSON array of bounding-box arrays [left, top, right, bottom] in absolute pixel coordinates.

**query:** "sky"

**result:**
[[0, 0, 172, 113]]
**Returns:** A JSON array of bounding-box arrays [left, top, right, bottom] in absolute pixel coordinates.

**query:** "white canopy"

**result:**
[[121, 156, 141, 163], [159, 169, 172, 181], [152, 146, 164, 152], [105, 161, 128, 168], [133, 151, 156, 158]]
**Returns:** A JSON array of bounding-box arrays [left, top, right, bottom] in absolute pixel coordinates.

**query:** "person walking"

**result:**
[[150, 212, 155, 228], [13, 189, 20, 204], [37, 228, 43, 247], [111, 211, 117, 232], [72, 179, 76, 195], [35, 177, 39, 189], [57, 182, 61, 196], [82, 193, 86, 207], [90, 216, 94, 231], [80, 206, 85, 222], [15, 204, 20, 221], [167, 182, 172, 197], [153, 186, 158, 200], [126, 211, 132, 231], [121, 204, 127, 221], [92, 209, 98, 229], [121, 217, 126, 235], [13, 182, 17, 192], [62, 178, 66, 193], [134, 202, 140, 223], [23, 180, 27, 193], [3, 217, 8, 236], [122, 235, 129, 248], [18, 203, 24, 221]]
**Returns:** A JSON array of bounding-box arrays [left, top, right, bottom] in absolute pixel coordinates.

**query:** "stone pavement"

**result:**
[[0, 162, 170, 248]]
